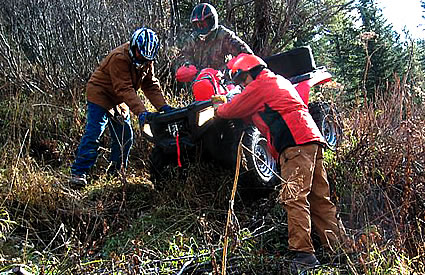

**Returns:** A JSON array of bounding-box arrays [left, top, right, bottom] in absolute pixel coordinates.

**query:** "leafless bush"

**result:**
[[331, 76, 425, 257], [0, 0, 172, 93], [0, 0, 185, 158]]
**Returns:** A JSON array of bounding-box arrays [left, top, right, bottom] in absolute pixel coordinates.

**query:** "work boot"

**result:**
[[69, 174, 87, 188], [290, 252, 320, 275]]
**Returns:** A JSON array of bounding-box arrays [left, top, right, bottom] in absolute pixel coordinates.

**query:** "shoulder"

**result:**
[[250, 70, 279, 88], [109, 43, 131, 62], [260, 70, 297, 94], [101, 43, 132, 73], [216, 25, 235, 38], [260, 70, 282, 81], [215, 25, 253, 53]]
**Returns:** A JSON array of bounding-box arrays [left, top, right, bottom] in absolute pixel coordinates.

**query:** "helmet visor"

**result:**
[[231, 69, 248, 85], [192, 18, 212, 35]]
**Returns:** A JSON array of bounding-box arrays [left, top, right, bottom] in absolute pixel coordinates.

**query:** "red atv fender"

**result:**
[[294, 68, 332, 105]]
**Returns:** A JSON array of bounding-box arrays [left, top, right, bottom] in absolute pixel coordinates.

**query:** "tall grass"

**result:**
[[327, 76, 425, 274], [2, 80, 424, 274]]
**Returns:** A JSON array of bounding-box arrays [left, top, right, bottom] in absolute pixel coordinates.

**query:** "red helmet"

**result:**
[[228, 54, 266, 85]]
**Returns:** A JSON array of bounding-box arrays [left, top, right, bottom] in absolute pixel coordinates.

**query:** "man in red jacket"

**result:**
[[215, 54, 348, 274]]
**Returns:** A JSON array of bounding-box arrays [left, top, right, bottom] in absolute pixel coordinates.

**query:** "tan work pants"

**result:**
[[279, 143, 346, 253]]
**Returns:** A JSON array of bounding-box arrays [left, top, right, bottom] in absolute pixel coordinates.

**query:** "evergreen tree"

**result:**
[[409, 39, 425, 103], [311, 0, 409, 102], [357, 0, 407, 100], [310, 3, 364, 99]]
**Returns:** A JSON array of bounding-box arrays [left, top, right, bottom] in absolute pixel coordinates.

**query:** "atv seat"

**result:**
[[264, 46, 317, 82]]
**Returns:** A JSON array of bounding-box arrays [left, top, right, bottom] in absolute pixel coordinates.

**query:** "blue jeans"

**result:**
[[71, 102, 133, 176]]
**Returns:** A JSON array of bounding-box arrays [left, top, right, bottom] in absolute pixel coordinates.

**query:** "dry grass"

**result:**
[[0, 51, 423, 273], [0, 69, 424, 274], [1, 80, 424, 274], [326, 77, 425, 272]]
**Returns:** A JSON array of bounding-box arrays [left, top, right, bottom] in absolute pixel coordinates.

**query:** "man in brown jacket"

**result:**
[[70, 27, 172, 186]]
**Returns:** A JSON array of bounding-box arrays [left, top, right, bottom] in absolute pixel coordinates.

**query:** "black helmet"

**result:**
[[190, 3, 218, 39]]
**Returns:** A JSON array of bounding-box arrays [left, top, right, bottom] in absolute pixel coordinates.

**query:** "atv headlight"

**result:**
[[143, 123, 153, 138], [197, 106, 215, 127]]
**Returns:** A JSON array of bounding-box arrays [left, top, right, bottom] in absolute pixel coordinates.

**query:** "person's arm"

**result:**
[[222, 28, 253, 57], [180, 33, 198, 67], [109, 54, 145, 115], [140, 62, 167, 111], [216, 83, 261, 119]]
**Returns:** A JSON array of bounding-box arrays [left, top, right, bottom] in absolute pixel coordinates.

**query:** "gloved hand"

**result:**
[[159, 104, 174, 112], [225, 85, 242, 102], [211, 95, 227, 109], [138, 111, 152, 128]]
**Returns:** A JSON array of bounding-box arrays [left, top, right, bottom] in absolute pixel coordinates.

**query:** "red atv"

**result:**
[[143, 46, 342, 188]]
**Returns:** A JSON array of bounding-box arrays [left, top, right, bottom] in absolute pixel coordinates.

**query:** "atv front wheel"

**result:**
[[308, 102, 342, 150], [149, 146, 177, 188], [240, 126, 279, 188]]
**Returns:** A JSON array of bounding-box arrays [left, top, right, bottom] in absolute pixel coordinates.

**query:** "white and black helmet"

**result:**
[[129, 27, 160, 65], [190, 3, 218, 39]]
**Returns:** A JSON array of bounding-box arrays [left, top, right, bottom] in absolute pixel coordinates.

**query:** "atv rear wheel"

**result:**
[[308, 102, 342, 150], [240, 126, 279, 188]]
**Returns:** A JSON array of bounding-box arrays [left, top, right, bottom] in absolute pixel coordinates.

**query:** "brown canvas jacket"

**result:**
[[86, 42, 166, 116], [181, 25, 253, 71]]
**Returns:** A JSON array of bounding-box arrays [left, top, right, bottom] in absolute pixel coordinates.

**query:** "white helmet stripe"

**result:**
[[129, 27, 159, 61], [146, 30, 153, 57]]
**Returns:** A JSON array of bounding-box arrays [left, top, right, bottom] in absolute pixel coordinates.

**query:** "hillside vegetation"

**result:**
[[1, 0, 424, 274]]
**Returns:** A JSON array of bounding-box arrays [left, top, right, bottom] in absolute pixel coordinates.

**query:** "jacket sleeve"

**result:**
[[140, 62, 167, 111], [109, 54, 145, 115], [222, 29, 253, 58], [180, 33, 198, 66], [216, 83, 261, 119]]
